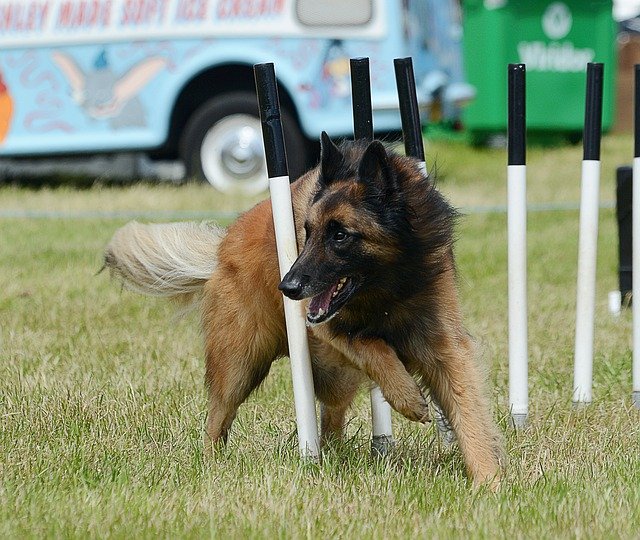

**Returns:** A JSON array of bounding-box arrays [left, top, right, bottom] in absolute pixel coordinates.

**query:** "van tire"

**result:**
[[179, 93, 309, 194]]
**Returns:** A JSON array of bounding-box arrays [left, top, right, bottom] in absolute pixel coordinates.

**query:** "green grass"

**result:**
[[1, 135, 639, 538]]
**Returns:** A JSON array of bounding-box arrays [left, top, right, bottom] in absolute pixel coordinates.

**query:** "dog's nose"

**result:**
[[279, 276, 305, 300], [278, 268, 311, 300]]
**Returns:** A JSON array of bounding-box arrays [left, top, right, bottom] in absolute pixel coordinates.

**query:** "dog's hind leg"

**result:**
[[426, 333, 505, 489], [202, 287, 284, 451], [318, 402, 350, 445], [204, 342, 277, 450]]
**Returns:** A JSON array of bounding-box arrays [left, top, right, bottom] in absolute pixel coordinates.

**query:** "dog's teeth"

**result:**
[[318, 308, 325, 316]]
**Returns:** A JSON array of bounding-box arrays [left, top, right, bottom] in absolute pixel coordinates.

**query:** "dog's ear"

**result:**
[[357, 141, 397, 195], [319, 131, 343, 184]]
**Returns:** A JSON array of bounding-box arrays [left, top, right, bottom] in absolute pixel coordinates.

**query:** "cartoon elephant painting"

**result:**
[[52, 50, 167, 129]]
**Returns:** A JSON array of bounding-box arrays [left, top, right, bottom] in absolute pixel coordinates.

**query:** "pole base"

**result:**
[[510, 413, 527, 429], [300, 449, 321, 463], [371, 435, 395, 457], [633, 391, 640, 410], [572, 400, 591, 409], [434, 408, 456, 445]]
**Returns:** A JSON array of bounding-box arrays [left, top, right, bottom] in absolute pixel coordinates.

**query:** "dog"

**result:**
[[104, 133, 505, 486]]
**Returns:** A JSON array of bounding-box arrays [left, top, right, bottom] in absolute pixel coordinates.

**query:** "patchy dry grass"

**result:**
[[1, 134, 639, 538]]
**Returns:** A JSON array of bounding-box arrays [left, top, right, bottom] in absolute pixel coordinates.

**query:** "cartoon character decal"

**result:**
[[321, 40, 351, 99], [298, 39, 351, 111], [52, 50, 167, 129], [0, 71, 13, 143]]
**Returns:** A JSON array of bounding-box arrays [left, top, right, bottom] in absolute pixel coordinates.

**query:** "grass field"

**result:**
[[1, 134, 639, 538]]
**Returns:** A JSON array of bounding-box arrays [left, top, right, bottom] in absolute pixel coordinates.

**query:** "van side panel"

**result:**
[[1, 44, 173, 154], [0, 0, 412, 157]]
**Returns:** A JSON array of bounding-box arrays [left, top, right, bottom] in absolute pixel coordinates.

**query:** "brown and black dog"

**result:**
[[104, 133, 504, 486]]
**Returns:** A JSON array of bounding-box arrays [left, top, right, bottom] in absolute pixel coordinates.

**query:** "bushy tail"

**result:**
[[104, 221, 225, 302]]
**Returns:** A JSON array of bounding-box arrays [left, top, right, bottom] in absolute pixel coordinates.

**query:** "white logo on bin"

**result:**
[[542, 2, 572, 40]]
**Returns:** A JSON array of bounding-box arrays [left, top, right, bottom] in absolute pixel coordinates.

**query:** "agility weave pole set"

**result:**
[[254, 57, 431, 457], [256, 56, 640, 456], [508, 62, 640, 427]]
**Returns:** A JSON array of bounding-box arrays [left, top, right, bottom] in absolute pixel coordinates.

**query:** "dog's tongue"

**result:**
[[308, 282, 338, 317]]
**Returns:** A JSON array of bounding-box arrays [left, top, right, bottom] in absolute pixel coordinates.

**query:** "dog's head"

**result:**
[[279, 132, 411, 325]]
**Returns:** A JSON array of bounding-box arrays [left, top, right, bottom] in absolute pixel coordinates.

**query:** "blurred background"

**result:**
[[0, 0, 638, 193]]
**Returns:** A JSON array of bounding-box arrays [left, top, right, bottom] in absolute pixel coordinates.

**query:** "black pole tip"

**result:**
[[394, 57, 412, 70], [635, 64, 640, 158], [350, 57, 373, 141], [253, 62, 288, 178], [254, 63, 279, 117], [583, 62, 604, 162], [393, 57, 425, 161], [350, 57, 369, 71], [508, 63, 526, 166]]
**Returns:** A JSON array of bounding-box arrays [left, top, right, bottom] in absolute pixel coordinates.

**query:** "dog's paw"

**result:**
[[395, 394, 431, 424]]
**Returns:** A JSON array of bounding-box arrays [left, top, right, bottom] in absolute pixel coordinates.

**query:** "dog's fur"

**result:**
[[105, 134, 504, 486]]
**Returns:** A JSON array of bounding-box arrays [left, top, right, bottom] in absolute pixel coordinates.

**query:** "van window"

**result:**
[[296, 0, 372, 27]]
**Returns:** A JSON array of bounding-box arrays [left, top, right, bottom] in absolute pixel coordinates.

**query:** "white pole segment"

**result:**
[[573, 159, 601, 404], [370, 391, 392, 452], [269, 175, 320, 458], [370, 386, 393, 454], [508, 163, 528, 426], [633, 156, 640, 409], [370, 387, 392, 453]]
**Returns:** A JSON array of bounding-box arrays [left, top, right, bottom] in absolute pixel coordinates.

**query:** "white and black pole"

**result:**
[[393, 56, 458, 441], [633, 64, 640, 409], [573, 62, 604, 405], [254, 63, 320, 458], [350, 57, 394, 456], [507, 63, 528, 428]]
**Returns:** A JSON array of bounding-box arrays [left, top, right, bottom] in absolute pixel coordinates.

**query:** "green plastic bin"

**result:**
[[462, 0, 616, 143]]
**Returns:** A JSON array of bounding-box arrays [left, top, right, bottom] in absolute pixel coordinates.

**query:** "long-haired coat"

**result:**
[[105, 134, 504, 486]]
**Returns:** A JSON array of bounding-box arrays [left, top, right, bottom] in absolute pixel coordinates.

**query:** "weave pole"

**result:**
[[394, 56, 456, 441], [350, 57, 394, 456], [507, 63, 528, 427], [254, 63, 320, 458], [633, 64, 640, 409], [393, 58, 425, 164], [573, 62, 604, 405]]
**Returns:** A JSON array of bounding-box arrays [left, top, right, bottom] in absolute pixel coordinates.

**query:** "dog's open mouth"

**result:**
[[307, 277, 356, 325]]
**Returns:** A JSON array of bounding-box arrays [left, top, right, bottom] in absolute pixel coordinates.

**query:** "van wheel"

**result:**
[[180, 93, 309, 195]]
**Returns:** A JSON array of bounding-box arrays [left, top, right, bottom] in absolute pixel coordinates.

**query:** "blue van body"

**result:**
[[0, 0, 470, 192]]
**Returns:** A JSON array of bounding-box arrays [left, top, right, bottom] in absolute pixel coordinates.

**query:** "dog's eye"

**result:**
[[333, 230, 348, 242]]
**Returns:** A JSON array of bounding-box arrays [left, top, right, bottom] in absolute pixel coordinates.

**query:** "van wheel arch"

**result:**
[[168, 65, 316, 193]]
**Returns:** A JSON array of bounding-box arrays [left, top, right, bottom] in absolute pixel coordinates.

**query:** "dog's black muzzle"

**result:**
[[278, 272, 310, 300]]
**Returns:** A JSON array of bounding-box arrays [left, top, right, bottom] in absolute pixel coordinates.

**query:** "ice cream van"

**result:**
[[0, 0, 472, 193]]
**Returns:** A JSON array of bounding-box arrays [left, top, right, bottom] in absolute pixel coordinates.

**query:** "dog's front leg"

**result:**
[[319, 333, 430, 424]]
